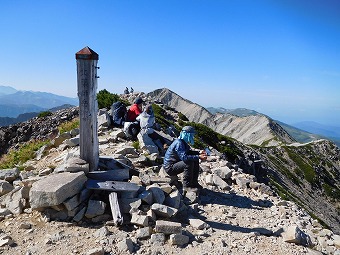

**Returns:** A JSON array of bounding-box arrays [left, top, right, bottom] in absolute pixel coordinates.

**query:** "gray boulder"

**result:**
[[0, 180, 14, 196], [29, 172, 87, 209], [0, 168, 20, 182]]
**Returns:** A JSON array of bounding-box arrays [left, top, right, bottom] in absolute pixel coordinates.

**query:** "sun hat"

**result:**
[[181, 126, 195, 134]]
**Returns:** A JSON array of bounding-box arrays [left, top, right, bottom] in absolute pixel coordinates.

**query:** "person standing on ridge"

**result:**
[[124, 87, 129, 94], [163, 126, 207, 193]]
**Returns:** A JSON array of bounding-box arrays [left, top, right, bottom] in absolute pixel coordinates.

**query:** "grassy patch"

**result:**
[[97, 89, 128, 109], [58, 118, 80, 134], [268, 155, 302, 186], [132, 141, 140, 150], [187, 122, 243, 161], [178, 112, 188, 121], [284, 147, 316, 184], [38, 111, 52, 118], [0, 140, 49, 169], [323, 183, 340, 200], [152, 104, 173, 129]]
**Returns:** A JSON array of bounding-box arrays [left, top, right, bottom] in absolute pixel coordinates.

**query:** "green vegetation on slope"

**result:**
[[0, 140, 49, 169], [284, 146, 316, 184], [97, 89, 129, 109], [186, 122, 243, 162]]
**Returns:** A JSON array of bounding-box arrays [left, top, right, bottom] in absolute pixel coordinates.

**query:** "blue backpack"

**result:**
[[111, 101, 127, 127]]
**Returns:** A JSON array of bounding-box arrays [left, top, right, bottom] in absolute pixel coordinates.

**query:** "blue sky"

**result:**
[[1, 0, 340, 126]]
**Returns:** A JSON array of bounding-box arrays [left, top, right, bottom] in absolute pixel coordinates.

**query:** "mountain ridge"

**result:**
[[147, 88, 295, 146], [207, 105, 340, 147], [0, 85, 78, 125]]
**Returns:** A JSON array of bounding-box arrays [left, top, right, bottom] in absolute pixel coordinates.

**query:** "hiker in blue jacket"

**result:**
[[163, 126, 207, 193]]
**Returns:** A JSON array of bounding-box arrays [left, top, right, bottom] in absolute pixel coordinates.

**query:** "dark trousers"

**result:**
[[166, 160, 199, 187], [129, 122, 140, 141]]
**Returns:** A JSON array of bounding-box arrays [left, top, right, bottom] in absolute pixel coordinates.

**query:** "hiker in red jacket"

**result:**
[[126, 97, 143, 122], [124, 97, 144, 140]]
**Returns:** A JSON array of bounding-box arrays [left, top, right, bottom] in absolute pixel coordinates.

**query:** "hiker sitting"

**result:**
[[163, 126, 207, 193], [130, 87, 134, 94], [123, 97, 144, 140], [136, 104, 169, 153]]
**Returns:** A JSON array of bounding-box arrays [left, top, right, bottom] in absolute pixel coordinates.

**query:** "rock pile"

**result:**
[[0, 107, 340, 254], [0, 107, 79, 156]]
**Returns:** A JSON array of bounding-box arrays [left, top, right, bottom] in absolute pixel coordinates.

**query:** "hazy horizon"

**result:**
[[1, 1, 339, 126]]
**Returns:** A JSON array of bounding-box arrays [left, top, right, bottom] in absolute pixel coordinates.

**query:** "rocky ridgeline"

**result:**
[[0, 107, 79, 156], [147, 88, 295, 146], [0, 109, 339, 254]]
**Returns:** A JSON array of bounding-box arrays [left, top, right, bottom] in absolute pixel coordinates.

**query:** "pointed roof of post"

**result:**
[[75, 46, 99, 60]]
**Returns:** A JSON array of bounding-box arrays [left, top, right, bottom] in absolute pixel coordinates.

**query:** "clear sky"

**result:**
[[1, 0, 340, 126]]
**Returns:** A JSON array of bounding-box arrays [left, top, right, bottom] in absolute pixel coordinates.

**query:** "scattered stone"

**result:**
[[18, 222, 32, 229], [151, 203, 178, 218], [86, 247, 105, 255], [136, 227, 153, 240], [155, 220, 182, 235], [0, 180, 14, 196], [130, 213, 149, 227], [117, 238, 134, 253], [282, 225, 313, 247], [150, 233, 166, 245], [169, 233, 190, 246], [85, 200, 106, 218], [0, 168, 20, 182], [0, 233, 14, 246], [148, 185, 165, 204], [189, 218, 210, 230], [94, 226, 109, 238]]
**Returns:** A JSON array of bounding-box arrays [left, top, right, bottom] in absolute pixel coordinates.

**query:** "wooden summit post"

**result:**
[[75, 46, 99, 171]]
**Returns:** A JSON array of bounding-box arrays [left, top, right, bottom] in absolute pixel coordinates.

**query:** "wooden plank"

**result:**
[[86, 179, 140, 192], [99, 156, 133, 170], [87, 169, 129, 181], [150, 177, 174, 184], [109, 192, 123, 226], [98, 156, 139, 176]]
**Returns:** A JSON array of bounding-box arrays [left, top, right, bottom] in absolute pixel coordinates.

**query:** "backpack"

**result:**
[[111, 101, 127, 127]]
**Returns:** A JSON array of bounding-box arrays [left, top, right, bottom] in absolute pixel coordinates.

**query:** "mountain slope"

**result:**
[[148, 88, 295, 146], [0, 104, 45, 118], [0, 85, 17, 96]]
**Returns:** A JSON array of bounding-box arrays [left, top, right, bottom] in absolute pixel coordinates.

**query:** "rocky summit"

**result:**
[[0, 91, 339, 255]]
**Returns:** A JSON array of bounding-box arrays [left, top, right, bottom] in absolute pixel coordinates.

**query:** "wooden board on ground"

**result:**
[[109, 192, 123, 226], [86, 179, 140, 192], [99, 156, 134, 170], [150, 176, 175, 184], [87, 169, 129, 181]]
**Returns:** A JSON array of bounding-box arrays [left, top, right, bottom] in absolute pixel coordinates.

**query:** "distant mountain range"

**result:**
[[0, 85, 78, 126], [206, 107, 261, 117], [206, 106, 340, 147]]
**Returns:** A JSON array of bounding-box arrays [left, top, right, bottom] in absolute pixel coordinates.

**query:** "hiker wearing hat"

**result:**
[[136, 104, 170, 154], [124, 97, 144, 140], [163, 126, 207, 193], [126, 97, 143, 122]]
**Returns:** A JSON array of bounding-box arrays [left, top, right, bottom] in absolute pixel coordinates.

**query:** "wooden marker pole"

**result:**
[[75, 46, 99, 171]]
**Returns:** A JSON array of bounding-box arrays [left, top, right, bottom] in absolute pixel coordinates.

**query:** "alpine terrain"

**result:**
[[0, 89, 339, 255]]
